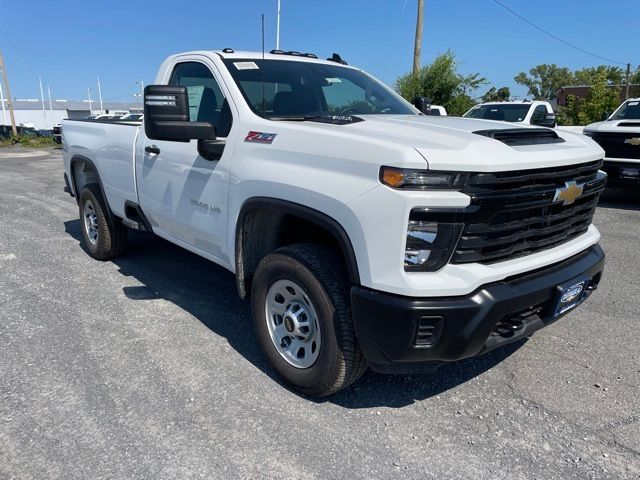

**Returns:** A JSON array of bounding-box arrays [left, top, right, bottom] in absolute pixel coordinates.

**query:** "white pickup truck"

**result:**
[[464, 100, 556, 127], [62, 49, 607, 396], [584, 98, 640, 186]]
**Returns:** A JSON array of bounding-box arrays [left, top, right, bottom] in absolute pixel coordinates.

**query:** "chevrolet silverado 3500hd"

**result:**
[[62, 49, 607, 396], [584, 98, 640, 187]]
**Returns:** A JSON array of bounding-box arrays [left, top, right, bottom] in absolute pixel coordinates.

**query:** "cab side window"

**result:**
[[169, 61, 232, 137]]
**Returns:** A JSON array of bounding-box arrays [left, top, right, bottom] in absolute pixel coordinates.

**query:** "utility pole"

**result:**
[[136, 81, 144, 112], [0, 81, 6, 126], [87, 87, 93, 115], [97, 76, 104, 114], [39, 76, 47, 128], [0, 50, 18, 135], [47, 85, 53, 120], [276, 0, 281, 50], [412, 0, 424, 77], [625, 62, 631, 100]]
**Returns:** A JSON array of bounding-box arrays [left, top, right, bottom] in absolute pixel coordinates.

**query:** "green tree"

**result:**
[[395, 50, 486, 116], [514, 64, 574, 100], [448, 94, 477, 116], [459, 72, 487, 96], [556, 95, 580, 126], [481, 86, 511, 102], [576, 70, 621, 125], [574, 65, 625, 85]]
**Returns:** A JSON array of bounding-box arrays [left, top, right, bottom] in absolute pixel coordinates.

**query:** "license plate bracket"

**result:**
[[552, 276, 590, 318], [620, 167, 640, 179]]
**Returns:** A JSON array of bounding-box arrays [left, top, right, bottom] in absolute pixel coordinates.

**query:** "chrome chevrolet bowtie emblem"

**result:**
[[554, 180, 584, 206], [624, 137, 640, 146]]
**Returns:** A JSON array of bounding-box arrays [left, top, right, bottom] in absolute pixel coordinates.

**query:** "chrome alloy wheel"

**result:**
[[83, 199, 99, 245], [264, 279, 321, 369]]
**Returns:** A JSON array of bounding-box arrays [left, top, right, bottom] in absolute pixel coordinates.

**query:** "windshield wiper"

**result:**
[[269, 114, 364, 125]]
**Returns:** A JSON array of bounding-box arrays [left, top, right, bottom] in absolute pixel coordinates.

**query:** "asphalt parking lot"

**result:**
[[0, 146, 639, 479]]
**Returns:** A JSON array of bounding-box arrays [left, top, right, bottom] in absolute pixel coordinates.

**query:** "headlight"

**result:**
[[405, 218, 464, 272], [380, 166, 468, 190], [582, 130, 594, 137]]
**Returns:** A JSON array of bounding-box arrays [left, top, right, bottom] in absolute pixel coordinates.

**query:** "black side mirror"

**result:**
[[413, 97, 432, 115], [144, 85, 216, 142], [536, 113, 557, 128], [601, 112, 610, 121], [531, 111, 556, 128]]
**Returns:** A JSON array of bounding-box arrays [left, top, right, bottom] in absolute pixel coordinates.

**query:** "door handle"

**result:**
[[145, 145, 160, 155]]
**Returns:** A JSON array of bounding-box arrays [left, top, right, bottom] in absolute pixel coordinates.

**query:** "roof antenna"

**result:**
[[261, 13, 266, 117]]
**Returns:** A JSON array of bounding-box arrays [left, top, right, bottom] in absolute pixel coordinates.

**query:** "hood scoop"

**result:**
[[473, 128, 565, 146], [618, 121, 640, 127]]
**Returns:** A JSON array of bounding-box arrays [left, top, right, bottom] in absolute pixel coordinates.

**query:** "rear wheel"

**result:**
[[78, 183, 127, 260], [251, 244, 367, 396]]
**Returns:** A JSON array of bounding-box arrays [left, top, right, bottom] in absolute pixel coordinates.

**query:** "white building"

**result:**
[[0, 99, 141, 130]]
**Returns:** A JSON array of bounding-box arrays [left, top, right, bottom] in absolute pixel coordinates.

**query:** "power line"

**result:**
[[381, 0, 411, 82], [0, 25, 40, 79], [492, 0, 627, 66]]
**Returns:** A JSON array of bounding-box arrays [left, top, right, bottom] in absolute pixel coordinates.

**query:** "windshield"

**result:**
[[464, 104, 532, 122], [222, 59, 415, 119], [610, 100, 640, 120]]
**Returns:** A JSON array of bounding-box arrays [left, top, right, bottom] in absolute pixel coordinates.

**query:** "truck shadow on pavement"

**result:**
[[65, 219, 526, 408], [598, 188, 640, 211]]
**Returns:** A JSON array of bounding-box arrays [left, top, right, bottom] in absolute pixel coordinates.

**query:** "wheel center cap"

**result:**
[[284, 316, 295, 332]]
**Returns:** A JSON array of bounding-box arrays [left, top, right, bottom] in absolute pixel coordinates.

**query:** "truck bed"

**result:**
[[62, 119, 141, 219]]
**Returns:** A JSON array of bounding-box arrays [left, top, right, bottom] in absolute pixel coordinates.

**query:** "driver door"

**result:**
[[137, 58, 236, 265]]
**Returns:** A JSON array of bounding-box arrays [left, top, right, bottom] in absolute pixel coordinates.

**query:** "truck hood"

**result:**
[[584, 119, 640, 133], [337, 114, 604, 172]]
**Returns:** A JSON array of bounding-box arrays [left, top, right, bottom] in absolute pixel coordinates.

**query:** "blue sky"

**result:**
[[1, 0, 638, 102]]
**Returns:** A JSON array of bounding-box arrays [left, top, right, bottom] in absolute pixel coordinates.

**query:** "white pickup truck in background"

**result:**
[[463, 100, 556, 127], [584, 98, 640, 187], [463, 100, 588, 135], [62, 49, 607, 396]]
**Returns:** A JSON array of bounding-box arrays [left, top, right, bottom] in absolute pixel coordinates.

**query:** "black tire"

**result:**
[[78, 183, 127, 260], [251, 243, 367, 396]]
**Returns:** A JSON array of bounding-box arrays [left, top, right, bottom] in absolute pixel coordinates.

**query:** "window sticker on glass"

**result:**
[[325, 78, 342, 83], [234, 61, 259, 70], [629, 101, 639, 106]]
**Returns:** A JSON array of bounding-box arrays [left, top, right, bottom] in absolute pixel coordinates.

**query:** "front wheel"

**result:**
[[251, 244, 367, 397]]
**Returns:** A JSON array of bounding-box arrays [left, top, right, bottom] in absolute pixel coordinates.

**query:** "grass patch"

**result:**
[[0, 134, 58, 148]]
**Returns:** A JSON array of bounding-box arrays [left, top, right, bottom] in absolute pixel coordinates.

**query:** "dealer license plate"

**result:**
[[620, 167, 640, 179], [552, 276, 590, 318]]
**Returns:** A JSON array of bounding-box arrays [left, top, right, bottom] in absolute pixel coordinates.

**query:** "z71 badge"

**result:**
[[245, 131, 277, 144]]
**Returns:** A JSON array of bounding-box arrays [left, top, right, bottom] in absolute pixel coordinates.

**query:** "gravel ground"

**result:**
[[0, 146, 639, 479]]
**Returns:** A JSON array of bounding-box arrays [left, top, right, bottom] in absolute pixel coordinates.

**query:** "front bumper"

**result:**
[[351, 244, 605, 373], [602, 160, 640, 186]]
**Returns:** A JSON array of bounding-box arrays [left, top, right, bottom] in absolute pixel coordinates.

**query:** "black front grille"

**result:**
[[591, 132, 640, 160], [450, 160, 606, 264]]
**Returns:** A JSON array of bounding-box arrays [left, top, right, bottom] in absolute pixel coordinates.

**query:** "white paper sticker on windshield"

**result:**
[[325, 77, 342, 83], [234, 61, 259, 70], [629, 101, 639, 106]]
